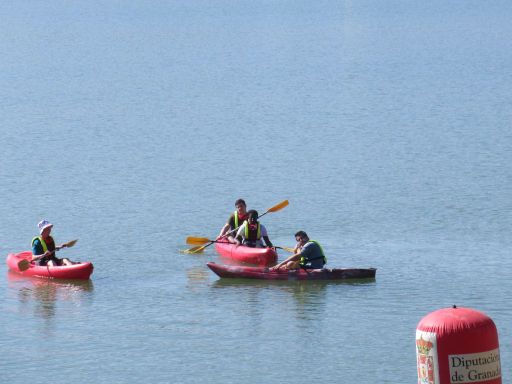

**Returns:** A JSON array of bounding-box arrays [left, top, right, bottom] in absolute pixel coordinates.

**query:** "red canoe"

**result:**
[[207, 262, 377, 280], [6, 251, 94, 280], [214, 239, 277, 266]]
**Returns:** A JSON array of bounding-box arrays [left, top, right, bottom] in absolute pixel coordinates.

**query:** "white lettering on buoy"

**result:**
[[449, 349, 501, 383]]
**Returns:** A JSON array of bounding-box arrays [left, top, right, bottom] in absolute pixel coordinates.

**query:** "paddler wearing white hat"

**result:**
[[31, 219, 74, 266]]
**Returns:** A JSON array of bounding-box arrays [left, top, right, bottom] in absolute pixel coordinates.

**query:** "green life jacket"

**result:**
[[233, 211, 248, 228], [31, 236, 52, 254], [300, 240, 327, 266], [244, 223, 261, 241], [234, 211, 239, 228]]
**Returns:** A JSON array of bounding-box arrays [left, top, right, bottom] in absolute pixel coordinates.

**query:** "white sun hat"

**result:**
[[37, 219, 53, 234]]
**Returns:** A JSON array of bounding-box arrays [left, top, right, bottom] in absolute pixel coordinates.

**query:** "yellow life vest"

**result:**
[[233, 211, 247, 229], [244, 223, 261, 240], [31, 236, 49, 254], [300, 240, 327, 266]]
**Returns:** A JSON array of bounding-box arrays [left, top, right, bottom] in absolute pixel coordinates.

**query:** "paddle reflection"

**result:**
[[7, 271, 94, 321], [186, 266, 210, 292]]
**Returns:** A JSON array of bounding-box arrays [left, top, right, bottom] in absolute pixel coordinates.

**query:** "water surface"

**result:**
[[1, 1, 511, 383]]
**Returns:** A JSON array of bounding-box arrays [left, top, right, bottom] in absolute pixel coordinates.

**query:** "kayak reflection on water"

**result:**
[[7, 271, 94, 321]]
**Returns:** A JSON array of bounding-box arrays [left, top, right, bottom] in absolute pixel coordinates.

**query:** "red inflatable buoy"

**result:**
[[416, 306, 501, 384]]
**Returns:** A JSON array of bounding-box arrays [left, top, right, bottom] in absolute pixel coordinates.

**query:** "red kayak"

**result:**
[[214, 239, 277, 266], [207, 262, 376, 280], [6, 251, 94, 280]]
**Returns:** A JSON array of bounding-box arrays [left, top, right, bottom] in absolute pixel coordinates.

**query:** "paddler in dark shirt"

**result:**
[[271, 231, 326, 270]]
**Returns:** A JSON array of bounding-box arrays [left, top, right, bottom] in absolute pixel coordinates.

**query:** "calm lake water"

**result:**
[[1, 1, 512, 383]]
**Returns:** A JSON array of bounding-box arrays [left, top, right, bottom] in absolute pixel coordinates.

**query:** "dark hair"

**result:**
[[294, 230, 308, 239], [247, 210, 258, 219], [235, 199, 246, 207]]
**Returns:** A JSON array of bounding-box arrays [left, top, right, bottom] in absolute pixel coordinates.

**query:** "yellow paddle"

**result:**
[[275, 246, 296, 253], [64, 239, 78, 248], [184, 236, 228, 254], [184, 200, 289, 254], [182, 245, 209, 254], [186, 237, 211, 245], [264, 199, 289, 213], [18, 239, 79, 272], [183, 238, 223, 254]]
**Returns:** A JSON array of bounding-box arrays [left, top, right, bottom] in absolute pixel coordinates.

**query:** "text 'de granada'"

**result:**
[[449, 349, 501, 383]]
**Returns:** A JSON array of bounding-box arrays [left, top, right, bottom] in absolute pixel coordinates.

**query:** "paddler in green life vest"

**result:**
[[234, 210, 274, 248], [218, 198, 250, 243], [271, 231, 326, 271], [31, 220, 73, 266]]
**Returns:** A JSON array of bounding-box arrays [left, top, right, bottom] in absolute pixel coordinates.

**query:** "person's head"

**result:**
[[38, 219, 53, 238], [235, 199, 247, 215], [247, 210, 259, 224], [294, 230, 309, 245]]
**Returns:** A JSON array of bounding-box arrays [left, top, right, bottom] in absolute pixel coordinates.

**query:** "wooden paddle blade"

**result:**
[[266, 200, 289, 213], [184, 245, 206, 254], [180, 247, 202, 254], [17, 259, 31, 272], [66, 239, 78, 247], [186, 237, 212, 245]]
